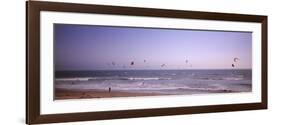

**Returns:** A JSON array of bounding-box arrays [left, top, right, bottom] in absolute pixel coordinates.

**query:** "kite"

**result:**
[[234, 57, 239, 62], [112, 62, 116, 66]]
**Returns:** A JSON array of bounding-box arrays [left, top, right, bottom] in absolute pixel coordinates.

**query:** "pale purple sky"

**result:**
[[54, 24, 252, 71]]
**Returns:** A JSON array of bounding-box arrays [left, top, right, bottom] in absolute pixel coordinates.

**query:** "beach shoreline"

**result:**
[[54, 87, 244, 100], [55, 88, 164, 100]]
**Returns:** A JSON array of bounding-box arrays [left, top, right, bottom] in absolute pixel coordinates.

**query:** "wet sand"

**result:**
[[55, 88, 162, 100], [54, 87, 240, 100]]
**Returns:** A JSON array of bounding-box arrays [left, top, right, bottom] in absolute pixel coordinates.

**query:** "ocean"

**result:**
[[55, 69, 252, 95]]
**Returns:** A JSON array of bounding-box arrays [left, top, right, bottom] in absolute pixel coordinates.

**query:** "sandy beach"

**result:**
[[54, 87, 240, 100], [55, 88, 162, 100]]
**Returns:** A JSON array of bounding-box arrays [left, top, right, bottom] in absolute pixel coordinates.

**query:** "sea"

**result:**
[[55, 69, 252, 95]]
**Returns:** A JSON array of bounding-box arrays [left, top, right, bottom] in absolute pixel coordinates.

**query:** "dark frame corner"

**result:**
[[26, 1, 268, 124]]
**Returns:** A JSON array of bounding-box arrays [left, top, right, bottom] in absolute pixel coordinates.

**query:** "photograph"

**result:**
[[54, 24, 252, 100]]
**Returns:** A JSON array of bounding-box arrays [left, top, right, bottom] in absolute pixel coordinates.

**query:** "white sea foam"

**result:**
[[56, 77, 91, 81], [125, 77, 171, 80], [56, 77, 172, 81]]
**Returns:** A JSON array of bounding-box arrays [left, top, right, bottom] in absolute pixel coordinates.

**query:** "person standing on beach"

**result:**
[[109, 87, 111, 93]]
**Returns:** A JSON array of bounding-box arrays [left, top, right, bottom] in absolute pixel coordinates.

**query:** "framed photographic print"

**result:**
[[26, 1, 267, 124]]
